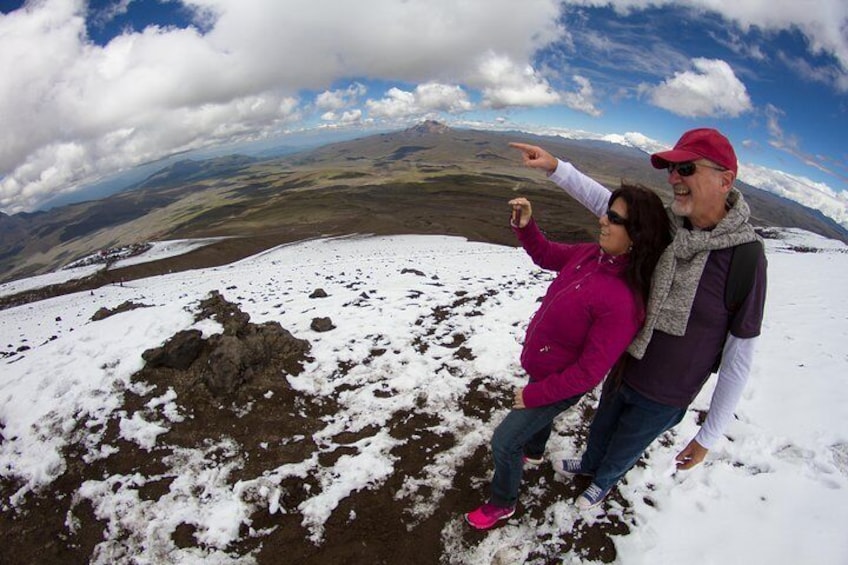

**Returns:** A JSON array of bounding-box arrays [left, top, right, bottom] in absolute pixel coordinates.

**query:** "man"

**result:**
[[510, 128, 767, 509]]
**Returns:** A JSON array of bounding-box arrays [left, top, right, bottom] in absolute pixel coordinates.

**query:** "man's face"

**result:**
[[667, 160, 733, 228]]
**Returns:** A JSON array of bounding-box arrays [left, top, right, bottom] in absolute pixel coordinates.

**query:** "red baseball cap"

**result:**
[[650, 128, 737, 175]]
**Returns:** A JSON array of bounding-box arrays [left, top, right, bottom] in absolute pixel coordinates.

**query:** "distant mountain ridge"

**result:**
[[2, 122, 846, 284], [133, 154, 257, 191]]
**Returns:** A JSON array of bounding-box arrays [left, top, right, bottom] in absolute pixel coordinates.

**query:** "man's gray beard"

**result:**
[[671, 200, 690, 218]]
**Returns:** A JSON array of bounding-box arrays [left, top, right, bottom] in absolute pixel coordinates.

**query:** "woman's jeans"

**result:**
[[489, 394, 582, 507], [581, 383, 686, 491]]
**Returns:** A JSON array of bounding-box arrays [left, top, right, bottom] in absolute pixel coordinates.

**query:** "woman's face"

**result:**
[[598, 197, 633, 256]]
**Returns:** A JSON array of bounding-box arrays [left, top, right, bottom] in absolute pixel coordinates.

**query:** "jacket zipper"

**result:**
[[523, 261, 598, 359]]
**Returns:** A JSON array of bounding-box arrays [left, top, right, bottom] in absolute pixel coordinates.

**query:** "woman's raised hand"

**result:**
[[508, 197, 532, 228]]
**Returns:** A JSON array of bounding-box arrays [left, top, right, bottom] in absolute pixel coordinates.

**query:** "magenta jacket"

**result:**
[[515, 220, 644, 408]]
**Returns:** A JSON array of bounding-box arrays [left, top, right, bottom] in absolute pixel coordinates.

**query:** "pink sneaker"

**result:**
[[465, 502, 515, 530], [523, 455, 544, 466]]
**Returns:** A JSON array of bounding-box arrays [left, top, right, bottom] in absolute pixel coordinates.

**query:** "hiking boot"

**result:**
[[552, 455, 591, 478], [465, 502, 516, 530], [576, 483, 610, 509]]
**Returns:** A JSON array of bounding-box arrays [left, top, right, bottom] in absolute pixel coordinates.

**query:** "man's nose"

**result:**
[[668, 168, 682, 183]]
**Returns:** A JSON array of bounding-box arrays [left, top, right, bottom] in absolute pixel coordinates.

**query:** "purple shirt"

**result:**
[[624, 246, 767, 408]]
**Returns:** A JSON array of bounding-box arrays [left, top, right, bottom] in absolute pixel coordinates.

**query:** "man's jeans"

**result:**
[[489, 395, 582, 507], [581, 383, 686, 491]]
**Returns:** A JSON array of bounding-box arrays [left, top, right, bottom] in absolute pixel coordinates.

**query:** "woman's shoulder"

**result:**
[[549, 242, 600, 269], [570, 242, 602, 258]]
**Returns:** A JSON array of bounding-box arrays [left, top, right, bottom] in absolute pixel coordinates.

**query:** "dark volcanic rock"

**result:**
[[90, 300, 152, 321], [202, 322, 310, 395], [196, 290, 250, 334], [138, 291, 311, 397], [310, 317, 335, 332], [141, 329, 204, 370]]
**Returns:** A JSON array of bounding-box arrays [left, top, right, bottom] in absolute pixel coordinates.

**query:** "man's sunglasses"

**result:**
[[605, 208, 628, 226], [667, 161, 727, 177]]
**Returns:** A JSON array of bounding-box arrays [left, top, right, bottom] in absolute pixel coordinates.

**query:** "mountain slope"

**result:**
[[2, 122, 846, 285]]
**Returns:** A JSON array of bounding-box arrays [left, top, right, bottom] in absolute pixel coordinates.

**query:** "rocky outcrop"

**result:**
[[140, 290, 311, 396]]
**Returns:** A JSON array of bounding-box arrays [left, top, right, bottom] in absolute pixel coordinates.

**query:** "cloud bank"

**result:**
[[0, 0, 846, 217], [0, 0, 562, 213]]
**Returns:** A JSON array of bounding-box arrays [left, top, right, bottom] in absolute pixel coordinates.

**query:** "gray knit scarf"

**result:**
[[627, 188, 759, 359]]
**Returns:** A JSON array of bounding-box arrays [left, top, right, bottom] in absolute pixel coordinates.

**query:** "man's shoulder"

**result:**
[[724, 240, 764, 312]]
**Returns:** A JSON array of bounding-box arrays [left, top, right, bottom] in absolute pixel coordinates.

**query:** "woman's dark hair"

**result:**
[[608, 183, 671, 308], [604, 184, 671, 391]]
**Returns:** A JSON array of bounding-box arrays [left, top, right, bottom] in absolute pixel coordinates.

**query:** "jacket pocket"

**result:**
[[522, 342, 566, 381]]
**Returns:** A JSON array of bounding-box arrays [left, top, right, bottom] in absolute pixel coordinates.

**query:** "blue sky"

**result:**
[[1, 0, 846, 226]]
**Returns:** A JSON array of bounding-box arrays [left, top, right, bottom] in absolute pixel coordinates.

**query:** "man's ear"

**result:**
[[719, 171, 735, 193]]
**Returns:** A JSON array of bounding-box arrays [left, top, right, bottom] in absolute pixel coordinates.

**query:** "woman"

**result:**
[[465, 184, 671, 530]]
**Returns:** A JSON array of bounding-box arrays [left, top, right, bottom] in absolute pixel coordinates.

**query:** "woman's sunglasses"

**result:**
[[667, 161, 727, 177], [605, 208, 628, 226]]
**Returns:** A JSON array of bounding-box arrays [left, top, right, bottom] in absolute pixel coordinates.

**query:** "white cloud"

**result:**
[[475, 53, 561, 109], [606, 131, 667, 155], [414, 83, 473, 113], [89, 0, 133, 28], [718, 29, 768, 62], [0, 1, 304, 212], [581, 0, 848, 88], [322, 109, 363, 125], [189, 0, 561, 86], [338, 110, 362, 124], [764, 103, 785, 139], [561, 75, 602, 117], [365, 83, 472, 120], [316, 83, 367, 112], [642, 58, 752, 118], [366, 88, 418, 120], [2, 91, 301, 212], [778, 51, 848, 92], [0, 0, 562, 213], [714, 0, 848, 89], [761, 102, 845, 180], [740, 163, 848, 229]]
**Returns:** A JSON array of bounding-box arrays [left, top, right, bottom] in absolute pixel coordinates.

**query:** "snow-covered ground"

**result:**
[[1, 229, 847, 563], [0, 238, 226, 298]]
